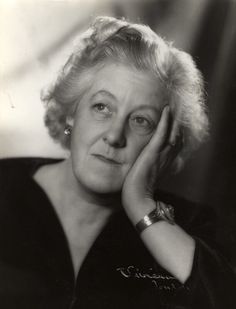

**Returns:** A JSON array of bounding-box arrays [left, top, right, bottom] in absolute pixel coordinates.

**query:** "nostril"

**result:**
[[103, 130, 126, 148], [114, 137, 126, 148]]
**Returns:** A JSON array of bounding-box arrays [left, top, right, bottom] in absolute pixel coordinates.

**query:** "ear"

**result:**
[[66, 116, 74, 127]]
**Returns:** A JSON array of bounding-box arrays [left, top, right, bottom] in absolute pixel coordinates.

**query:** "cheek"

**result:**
[[71, 120, 106, 163], [71, 128, 92, 155], [71, 113, 95, 146]]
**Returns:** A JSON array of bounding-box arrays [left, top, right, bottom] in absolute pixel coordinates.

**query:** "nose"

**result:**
[[103, 121, 126, 148]]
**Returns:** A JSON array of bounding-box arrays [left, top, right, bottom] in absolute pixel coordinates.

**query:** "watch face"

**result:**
[[157, 202, 175, 225], [167, 205, 175, 220], [136, 202, 175, 234]]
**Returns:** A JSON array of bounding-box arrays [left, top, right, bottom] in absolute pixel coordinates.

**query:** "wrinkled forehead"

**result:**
[[79, 62, 167, 110]]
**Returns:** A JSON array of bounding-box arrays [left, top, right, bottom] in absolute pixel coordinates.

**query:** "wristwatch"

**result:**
[[135, 201, 175, 234]]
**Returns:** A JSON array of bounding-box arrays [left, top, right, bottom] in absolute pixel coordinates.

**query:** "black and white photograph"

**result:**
[[0, 0, 236, 308]]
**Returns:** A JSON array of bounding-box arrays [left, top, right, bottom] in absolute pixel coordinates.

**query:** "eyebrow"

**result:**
[[91, 89, 161, 114], [91, 90, 117, 101], [131, 105, 161, 114]]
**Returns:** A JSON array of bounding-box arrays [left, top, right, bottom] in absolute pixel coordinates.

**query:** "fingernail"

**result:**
[[164, 105, 169, 113], [169, 135, 178, 146]]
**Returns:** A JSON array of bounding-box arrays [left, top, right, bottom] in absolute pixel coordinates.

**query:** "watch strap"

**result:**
[[135, 202, 175, 234]]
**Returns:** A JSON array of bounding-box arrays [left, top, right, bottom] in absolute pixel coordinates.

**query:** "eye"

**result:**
[[130, 115, 155, 134], [92, 103, 111, 115], [133, 117, 149, 126]]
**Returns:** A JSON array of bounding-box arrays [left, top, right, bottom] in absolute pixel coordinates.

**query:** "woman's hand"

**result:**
[[122, 106, 181, 224], [122, 106, 195, 283]]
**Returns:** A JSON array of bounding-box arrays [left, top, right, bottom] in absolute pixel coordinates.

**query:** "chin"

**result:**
[[77, 172, 123, 195], [89, 179, 122, 195]]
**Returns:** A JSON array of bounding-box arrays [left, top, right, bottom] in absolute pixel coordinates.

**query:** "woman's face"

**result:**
[[70, 63, 166, 194]]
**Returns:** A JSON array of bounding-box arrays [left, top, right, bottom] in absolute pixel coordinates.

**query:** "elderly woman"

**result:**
[[0, 16, 235, 309]]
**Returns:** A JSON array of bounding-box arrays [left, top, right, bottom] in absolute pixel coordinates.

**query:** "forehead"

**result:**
[[82, 63, 165, 109]]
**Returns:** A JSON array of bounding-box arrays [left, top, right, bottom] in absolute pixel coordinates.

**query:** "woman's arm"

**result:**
[[122, 106, 236, 307], [139, 218, 195, 283]]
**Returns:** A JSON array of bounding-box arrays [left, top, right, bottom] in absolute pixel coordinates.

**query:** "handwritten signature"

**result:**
[[116, 265, 186, 290]]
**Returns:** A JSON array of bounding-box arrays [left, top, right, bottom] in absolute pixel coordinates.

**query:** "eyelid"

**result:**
[[130, 113, 154, 124], [129, 115, 156, 135], [92, 102, 112, 115]]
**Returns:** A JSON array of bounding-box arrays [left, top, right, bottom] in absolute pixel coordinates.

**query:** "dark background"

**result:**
[[113, 0, 236, 267]]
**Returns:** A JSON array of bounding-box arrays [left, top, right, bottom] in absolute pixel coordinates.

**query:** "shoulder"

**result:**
[[0, 157, 63, 172], [0, 157, 63, 190]]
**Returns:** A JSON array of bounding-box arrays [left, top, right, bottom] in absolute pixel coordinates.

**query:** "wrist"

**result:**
[[124, 199, 156, 225], [135, 201, 175, 234]]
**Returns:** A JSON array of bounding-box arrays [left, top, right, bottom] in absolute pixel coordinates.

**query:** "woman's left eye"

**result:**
[[133, 117, 149, 126], [93, 103, 111, 115], [130, 115, 155, 134]]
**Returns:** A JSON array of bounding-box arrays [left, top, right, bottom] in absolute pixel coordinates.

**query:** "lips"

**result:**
[[92, 154, 122, 165]]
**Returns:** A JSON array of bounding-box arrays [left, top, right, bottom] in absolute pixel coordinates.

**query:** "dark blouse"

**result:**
[[0, 158, 235, 309]]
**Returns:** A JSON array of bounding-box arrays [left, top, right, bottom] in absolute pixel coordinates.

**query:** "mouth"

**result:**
[[92, 154, 122, 165]]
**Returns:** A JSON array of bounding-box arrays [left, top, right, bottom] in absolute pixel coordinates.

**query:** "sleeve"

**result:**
[[171, 203, 236, 309]]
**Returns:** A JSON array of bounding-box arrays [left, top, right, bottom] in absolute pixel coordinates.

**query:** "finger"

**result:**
[[174, 133, 184, 153], [162, 135, 183, 168], [143, 105, 171, 159], [160, 143, 179, 170], [153, 138, 182, 184], [169, 119, 180, 146]]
